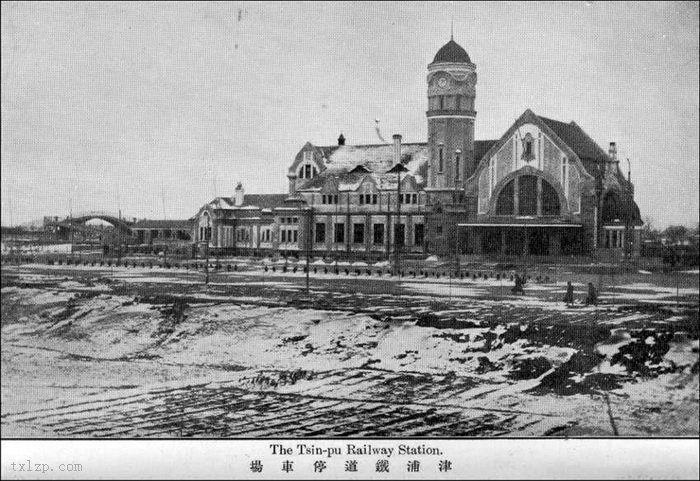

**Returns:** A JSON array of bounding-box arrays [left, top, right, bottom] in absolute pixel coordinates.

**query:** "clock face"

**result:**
[[437, 77, 448, 88]]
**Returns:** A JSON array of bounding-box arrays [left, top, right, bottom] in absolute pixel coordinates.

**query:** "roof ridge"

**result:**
[[537, 114, 572, 126], [315, 142, 428, 149]]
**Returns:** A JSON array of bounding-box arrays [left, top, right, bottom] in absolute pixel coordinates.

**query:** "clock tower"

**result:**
[[426, 38, 477, 190]]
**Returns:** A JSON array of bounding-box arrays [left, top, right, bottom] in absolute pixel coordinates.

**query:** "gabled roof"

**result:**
[[537, 116, 610, 176], [474, 140, 499, 162]]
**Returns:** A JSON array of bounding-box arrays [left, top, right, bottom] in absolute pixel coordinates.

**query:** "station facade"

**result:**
[[192, 37, 642, 260]]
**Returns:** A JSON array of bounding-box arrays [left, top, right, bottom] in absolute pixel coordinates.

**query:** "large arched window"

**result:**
[[541, 180, 560, 215], [496, 180, 515, 215], [518, 175, 538, 215], [494, 175, 561, 216]]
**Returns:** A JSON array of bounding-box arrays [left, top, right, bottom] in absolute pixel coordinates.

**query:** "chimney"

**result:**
[[234, 182, 244, 206], [608, 142, 617, 162], [338, 133, 346, 146], [393, 134, 402, 166]]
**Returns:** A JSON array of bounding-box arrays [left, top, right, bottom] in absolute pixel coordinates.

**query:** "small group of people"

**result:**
[[510, 274, 599, 307], [563, 281, 598, 307]]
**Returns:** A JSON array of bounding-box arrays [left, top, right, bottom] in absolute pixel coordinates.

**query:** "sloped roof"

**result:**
[[323, 142, 429, 174], [299, 140, 498, 192], [474, 140, 498, 162], [132, 219, 193, 229], [207, 194, 289, 211], [538, 116, 609, 175], [298, 142, 429, 191]]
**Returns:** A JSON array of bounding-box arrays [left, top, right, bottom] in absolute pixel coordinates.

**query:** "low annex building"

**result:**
[[192, 37, 642, 260]]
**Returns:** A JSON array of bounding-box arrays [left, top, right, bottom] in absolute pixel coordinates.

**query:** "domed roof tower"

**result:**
[[426, 35, 478, 190], [431, 39, 472, 64]]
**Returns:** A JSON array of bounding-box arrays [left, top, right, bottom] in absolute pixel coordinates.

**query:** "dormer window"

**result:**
[[525, 141, 532, 156], [438, 146, 444, 172], [298, 164, 318, 179]]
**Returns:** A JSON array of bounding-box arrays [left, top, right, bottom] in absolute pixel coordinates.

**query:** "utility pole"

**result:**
[[205, 215, 210, 285], [625, 158, 632, 262], [388, 135, 408, 278], [69, 195, 74, 261], [305, 207, 312, 295], [334, 178, 339, 272]]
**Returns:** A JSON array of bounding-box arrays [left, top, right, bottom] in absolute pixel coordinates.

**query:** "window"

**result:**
[[496, 180, 515, 215], [281, 230, 287, 242], [438, 146, 444, 172], [315, 223, 325, 243], [298, 163, 317, 179], [414, 224, 425, 246], [333, 194, 339, 204], [359, 194, 364, 205], [541, 180, 561, 215], [395, 224, 405, 246], [334, 223, 345, 243], [353, 223, 364, 244], [439, 96, 444, 110], [292, 230, 298, 243], [525, 141, 532, 156], [293, 217, 298, 224], [372, 194, 378, 205], [373, 224, 384, 245], [518, 175, 538, 216], [436, 225, 443, 235], [412, 193, 418, 204], [321, 195, 326, 204], [455, 154, 461, 181]]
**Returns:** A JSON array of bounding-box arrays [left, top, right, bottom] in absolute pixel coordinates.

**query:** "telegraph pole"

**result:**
[[69, 195, 74, 261], [388, 142, 408, 277], [205, 215, 210, 285], [305, 207, 312, 295]]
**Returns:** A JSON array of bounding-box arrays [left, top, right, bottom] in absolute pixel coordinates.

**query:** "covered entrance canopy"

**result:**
[[458, 222, 583, 256]]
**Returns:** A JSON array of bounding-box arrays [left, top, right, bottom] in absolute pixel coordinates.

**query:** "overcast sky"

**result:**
[[2, 1, 698, 228]]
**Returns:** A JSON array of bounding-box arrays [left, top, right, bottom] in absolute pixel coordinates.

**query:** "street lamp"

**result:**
[[387, 162, 409, 277]]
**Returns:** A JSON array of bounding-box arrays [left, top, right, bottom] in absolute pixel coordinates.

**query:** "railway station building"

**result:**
[[192, 37, 642, 260]]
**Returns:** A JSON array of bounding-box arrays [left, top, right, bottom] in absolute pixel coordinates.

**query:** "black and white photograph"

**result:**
[[1, 1, 698, 479]]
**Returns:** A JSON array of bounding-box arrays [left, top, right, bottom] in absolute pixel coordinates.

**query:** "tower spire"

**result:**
[[450, 17, 454, 40]]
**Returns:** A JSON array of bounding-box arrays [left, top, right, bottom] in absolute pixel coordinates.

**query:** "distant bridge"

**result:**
[[44, 211, 135, 233]]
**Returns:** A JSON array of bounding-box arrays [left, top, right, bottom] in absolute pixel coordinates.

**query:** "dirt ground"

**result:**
[[1, 262, 698, 437]]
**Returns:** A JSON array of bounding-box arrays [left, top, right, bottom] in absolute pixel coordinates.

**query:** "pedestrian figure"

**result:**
[[511, 274, 525, 295], [563, 281, 574, 306], [585, 282, 598, 306]]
